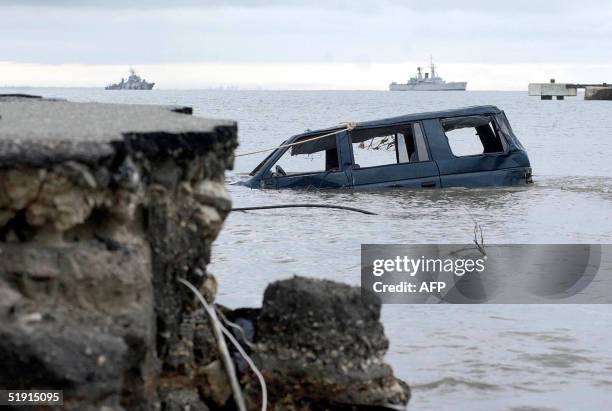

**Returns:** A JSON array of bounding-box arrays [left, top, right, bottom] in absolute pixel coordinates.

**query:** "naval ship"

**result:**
[[105, 68, 155, 90], [389, 60, 466, 91]]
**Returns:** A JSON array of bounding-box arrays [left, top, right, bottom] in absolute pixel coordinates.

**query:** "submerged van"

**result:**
[[242, 105, 532, 189]]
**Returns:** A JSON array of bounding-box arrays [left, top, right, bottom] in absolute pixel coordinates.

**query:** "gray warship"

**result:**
[[389, 59, 466, 91], [105, 68, 155, 90]]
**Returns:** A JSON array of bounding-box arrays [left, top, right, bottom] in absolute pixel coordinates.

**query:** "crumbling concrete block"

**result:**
[[0, 95, 237, 410]]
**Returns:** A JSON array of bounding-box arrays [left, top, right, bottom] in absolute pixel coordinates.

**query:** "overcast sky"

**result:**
[[1, 1, 611, 89]]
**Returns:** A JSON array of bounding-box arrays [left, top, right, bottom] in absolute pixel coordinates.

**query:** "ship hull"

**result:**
[[105, 83, 155, 90], [389, 81, 467, 91]]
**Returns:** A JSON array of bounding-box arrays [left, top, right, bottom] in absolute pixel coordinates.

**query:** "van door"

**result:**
[[349, 123, 441, 189]]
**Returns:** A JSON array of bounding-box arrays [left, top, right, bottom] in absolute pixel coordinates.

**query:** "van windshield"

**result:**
[[249, 149, 277, 176]]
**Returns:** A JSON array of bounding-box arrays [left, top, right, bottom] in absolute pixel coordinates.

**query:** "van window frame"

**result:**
[[441, 115, 509, 159], [265, 138, 343, 179], [348, 122, 433, 171]]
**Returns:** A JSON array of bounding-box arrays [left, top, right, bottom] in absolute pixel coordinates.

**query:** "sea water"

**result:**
[[5, 87, 611, 410]]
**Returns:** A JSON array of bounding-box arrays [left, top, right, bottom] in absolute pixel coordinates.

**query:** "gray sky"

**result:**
[[1, 1, 611, 89]]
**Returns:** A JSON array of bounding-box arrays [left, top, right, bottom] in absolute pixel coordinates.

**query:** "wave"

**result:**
[[412, 376, 502, 392]]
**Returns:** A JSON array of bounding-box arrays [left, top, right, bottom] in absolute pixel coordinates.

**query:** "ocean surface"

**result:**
[[3, 87, 612, 410]]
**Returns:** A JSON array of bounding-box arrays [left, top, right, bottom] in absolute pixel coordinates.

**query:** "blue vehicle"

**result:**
[[242, 106, 532, 189]]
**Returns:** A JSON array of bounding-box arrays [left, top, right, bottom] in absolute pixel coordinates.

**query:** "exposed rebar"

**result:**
[[177, 278, 247, 411]]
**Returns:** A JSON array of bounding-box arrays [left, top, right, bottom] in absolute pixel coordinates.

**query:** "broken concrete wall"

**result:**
[[0, 96, 410, 411], [0, 97, 238, 410]]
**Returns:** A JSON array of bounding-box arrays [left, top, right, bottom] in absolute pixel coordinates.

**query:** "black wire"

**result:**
[[231, 204, 377, 215]]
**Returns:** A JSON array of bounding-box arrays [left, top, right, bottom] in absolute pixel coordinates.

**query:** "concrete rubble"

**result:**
[[0, 95, 410, 410], [244, 276, 410, 410]]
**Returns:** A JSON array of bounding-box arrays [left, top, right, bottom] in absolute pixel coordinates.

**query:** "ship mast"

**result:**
[[430, 56, 436, 79]]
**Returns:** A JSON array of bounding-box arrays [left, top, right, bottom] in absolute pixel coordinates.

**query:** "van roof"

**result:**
[[294, 105, 501, 139]]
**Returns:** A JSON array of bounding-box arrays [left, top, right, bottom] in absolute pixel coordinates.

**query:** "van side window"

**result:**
[[441, 116, 507, 157], [351, 124, 429, 168]]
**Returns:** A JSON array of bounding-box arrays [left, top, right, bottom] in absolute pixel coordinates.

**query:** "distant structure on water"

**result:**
[[528, 78, 612, 100], [105, 68, 155, 90], [389, 59, 467, 91]]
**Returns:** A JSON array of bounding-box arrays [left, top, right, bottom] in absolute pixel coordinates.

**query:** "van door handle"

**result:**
[[421, 181, 437, 188]]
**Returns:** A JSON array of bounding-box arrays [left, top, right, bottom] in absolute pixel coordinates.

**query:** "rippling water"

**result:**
[[5, 87, 612, 410]]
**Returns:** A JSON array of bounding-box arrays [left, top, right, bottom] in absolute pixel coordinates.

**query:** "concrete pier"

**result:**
[[529, 79, 612, 101], [528, 80, 577, 100]]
